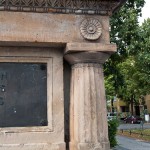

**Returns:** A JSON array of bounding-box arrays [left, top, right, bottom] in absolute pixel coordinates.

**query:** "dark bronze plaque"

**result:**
[[0, 63, 47, 127]]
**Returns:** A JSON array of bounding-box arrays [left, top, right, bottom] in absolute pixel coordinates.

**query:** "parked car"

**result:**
[[124, 115, 143, 124], [107, 112, 117, 121]]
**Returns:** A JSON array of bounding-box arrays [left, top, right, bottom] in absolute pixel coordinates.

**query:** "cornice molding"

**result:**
[[0, 0, 126, 15], [65, 43, 117, 54]]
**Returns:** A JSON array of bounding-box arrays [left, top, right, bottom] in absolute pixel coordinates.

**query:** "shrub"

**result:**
[[108, 119, 119, 148]]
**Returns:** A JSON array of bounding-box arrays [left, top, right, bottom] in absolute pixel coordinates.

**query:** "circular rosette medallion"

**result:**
[[80, 18, 102, 41]]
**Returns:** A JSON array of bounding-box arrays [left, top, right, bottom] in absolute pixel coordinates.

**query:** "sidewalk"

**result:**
[[112, 135, 150, 150]]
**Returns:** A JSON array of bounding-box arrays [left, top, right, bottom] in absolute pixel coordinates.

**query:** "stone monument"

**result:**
[[0, 0, 126, 150]]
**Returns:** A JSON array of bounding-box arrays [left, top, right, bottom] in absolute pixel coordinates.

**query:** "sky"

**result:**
[[139, 0, 150, 24]]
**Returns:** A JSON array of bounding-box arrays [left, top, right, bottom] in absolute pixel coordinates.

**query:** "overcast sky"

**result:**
[[139, 0, 150, 24]]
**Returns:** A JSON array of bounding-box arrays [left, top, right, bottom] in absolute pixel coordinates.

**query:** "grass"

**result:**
[[118, 129, 150, 142]]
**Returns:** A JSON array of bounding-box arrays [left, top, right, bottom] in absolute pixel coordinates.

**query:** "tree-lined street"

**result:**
[[106, 1, 150, 148], [105, 0, 150, 115]]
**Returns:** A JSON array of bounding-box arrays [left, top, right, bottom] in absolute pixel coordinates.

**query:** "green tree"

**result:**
[[135, 18, 150, 77], [117, 56, 148, 115], [110, 0, 145, 58], [104, 0, 147, 114]]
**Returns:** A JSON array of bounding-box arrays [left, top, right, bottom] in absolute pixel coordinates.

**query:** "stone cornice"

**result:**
[[0, 0, 126, 15], [65, 43, 117, 54]]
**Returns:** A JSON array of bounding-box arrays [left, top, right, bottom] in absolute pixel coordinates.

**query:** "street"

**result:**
[[113, 135, 150, 150], [118, 123, 150, 130]]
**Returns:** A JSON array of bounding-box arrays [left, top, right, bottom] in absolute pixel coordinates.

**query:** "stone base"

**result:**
[[101, 142, 110, 150], [70, 142, 110, 150], [0, 143, 66, 150]]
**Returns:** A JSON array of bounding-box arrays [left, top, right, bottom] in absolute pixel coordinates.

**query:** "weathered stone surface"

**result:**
[[0, 0, 126, 149], [64, 52, 110, 65], [0, 12, 110, 46], [0, 143, 65, 150], [64, 52, 110, 150], [65, 43, 117, 54], [0, 47, 65, 150], [0, 0, 126, 15], [70, 63, 109, 150]]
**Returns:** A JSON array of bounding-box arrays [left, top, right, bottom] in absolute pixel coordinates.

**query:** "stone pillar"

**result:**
[[64, 51, 111, 150]]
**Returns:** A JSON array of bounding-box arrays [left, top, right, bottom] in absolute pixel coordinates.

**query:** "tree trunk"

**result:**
[[111, 98, 114, 112], [131, 95, 134, 115]]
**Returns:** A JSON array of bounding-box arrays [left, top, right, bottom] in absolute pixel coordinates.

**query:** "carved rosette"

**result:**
[[80, 18, 102, 41]]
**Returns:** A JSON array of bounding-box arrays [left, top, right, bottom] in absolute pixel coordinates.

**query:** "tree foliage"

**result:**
[[105, 0, 145, 95], [135, 18, 150, 76], [108, 119, 119, 147], [110, 0, 145, 58], [104, 0, 150, 112]]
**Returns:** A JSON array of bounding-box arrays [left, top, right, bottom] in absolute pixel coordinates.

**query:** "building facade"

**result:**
[[0, 0, 126, 150]]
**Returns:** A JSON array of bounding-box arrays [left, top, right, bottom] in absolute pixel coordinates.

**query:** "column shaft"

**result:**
[[70, 63, 109, 150]]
